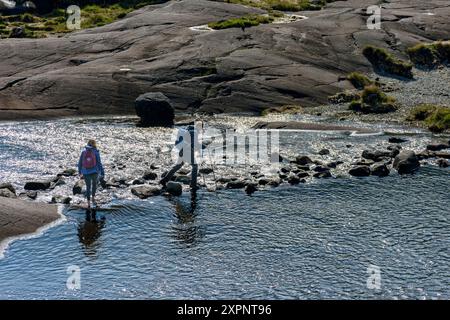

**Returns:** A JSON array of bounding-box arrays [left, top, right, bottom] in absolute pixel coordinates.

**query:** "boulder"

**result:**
[[349, 166, 371, 177], [296, 171, 309, 179], [267, 179, 281, 187], [245, 183, 257, 195], [0, 188, 16, 198], [226, 180, 246, 189], [389, 137, 408, 143], [132, 178, 146, 185], [0, 183, 15, 194], [135, 92, 174, 127], [287, 175, 300, 185], [313, 165, 330, 173], [318, 149, 330, 155], [426, 143, 450, 151], [393, 151, 420, 174], [199, 168, 214, 175], [51, 196, 72, 205], [24, 180, 51, 191], [313, 171, 332, 178], [131, 185, 162, 199], [72, 179, 85, 195], [57, 168, 77, 177], [26, 191, 38, 200], [258, 178, 269, 185], [371, 163, 390, 177], [166, 181, 182, 196], [293, 156, 313, 166], [142, 171, 157, 180], [362, 149, 397, 162], [437, 158, 449, 168]]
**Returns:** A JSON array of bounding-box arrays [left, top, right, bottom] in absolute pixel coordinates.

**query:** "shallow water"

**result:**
[[0, 116, 449, 299]]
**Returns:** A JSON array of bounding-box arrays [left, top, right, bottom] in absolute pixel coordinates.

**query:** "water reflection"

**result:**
[[170, 191, 205, 247], [77, 209, 105, 256]]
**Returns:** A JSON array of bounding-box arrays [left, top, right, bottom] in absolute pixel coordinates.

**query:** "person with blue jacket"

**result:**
[[78, 140, 105, 209]]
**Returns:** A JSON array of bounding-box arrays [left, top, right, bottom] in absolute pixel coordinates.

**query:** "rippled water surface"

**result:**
[[0, 116, 449, 299]]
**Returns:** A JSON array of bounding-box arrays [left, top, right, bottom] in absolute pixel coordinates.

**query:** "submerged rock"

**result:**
[[131, 185, 162, 199], [437, 158, 449, 168], [24, 180, 51, 191], [389, 137, 408, 144], [245, 183, 257, 195], [349, 166, 371, 177], [393, 151, 420, 174], [226, 180, 246, 189], [135, 92, 174, 127], [166, 181, 182, 196], [426, 143, 450, 151], [287, 175, 301, 185], [370, 163, 390, 177]]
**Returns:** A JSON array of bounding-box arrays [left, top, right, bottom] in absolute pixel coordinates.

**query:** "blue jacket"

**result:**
[[78, 146, 105, 177]]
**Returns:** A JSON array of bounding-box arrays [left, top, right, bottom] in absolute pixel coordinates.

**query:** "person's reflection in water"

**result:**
[[171, 190, 205, 247], [77, 209, 105, 257]]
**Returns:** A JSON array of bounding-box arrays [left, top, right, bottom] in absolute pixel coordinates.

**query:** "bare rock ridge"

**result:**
[[0, 0, 449, 120]]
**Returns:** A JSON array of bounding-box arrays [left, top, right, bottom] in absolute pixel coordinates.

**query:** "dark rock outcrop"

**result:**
[[426, 143, 450, 152], [135, 92, 175, 127], [245, 183, 257, 195], [226, 180, 246, 189], [393, 151, 420, 174], [371, 163, 390, 177]]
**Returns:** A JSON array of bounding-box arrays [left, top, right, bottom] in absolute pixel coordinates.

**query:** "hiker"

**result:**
[[78, 139, 105, 209], [160, 124, 205, 190]]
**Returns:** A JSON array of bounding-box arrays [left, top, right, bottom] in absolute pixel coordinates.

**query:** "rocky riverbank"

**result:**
[[1, 0, 449, 120]]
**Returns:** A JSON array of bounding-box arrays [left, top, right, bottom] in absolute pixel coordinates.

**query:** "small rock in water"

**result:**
[[313, 165, 330, 173], [293, 156, 313, 165], [288, 174, 301, 185], [26, 191, 38, 200], [25, 180, 51, 191], [297, 171, 309, 179], [393, 151, 420, 174], [132, 178, 146, 185], [131, 185, 162, 199], [437, 158, 449, 168], [142, 171, 157, 180], [318, 149, 330, 155], [51, 196, 72, 205], [258, 178, 269, 185], [226, 180, 246, 189], [313, 171, 332, 178], [388, 137, 408, 144], [426, 143, 450, 151], [199, 168, 214, 175], [166, 181, 182, 196], [57, 168, 77, 177], [267, 179, 281, 187], [245, 183, 257, 195], [349, 166, 371, 177], [73, 179, 85, 195], [370, 163, 390, 177]]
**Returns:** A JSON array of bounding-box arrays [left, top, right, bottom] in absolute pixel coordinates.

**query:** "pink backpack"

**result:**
[[82, 149, 97, 169]]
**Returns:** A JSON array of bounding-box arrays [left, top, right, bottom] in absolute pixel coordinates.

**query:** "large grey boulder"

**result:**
[[349, 166, 371, 177], [393, 151, 420, 174], [135, 92, 174, 127], [0, 188, 16, 198]]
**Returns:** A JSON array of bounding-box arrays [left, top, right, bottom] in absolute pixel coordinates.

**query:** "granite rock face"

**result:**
[[0, 0, 449, 120]]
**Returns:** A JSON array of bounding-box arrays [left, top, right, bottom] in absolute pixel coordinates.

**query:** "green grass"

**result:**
[[347, 72, 373, 90], [218, 0, 334, 12], [0, 1, 163, 38], [363, 45, 413, 79], [407, 41, 450, 67], [349, 84, 397, 114], [408, 104, 450, 132], [208, 15, 274, 30]]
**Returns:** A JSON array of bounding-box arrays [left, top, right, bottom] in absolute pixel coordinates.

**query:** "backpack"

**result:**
[[82, 149, 97, 169]]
